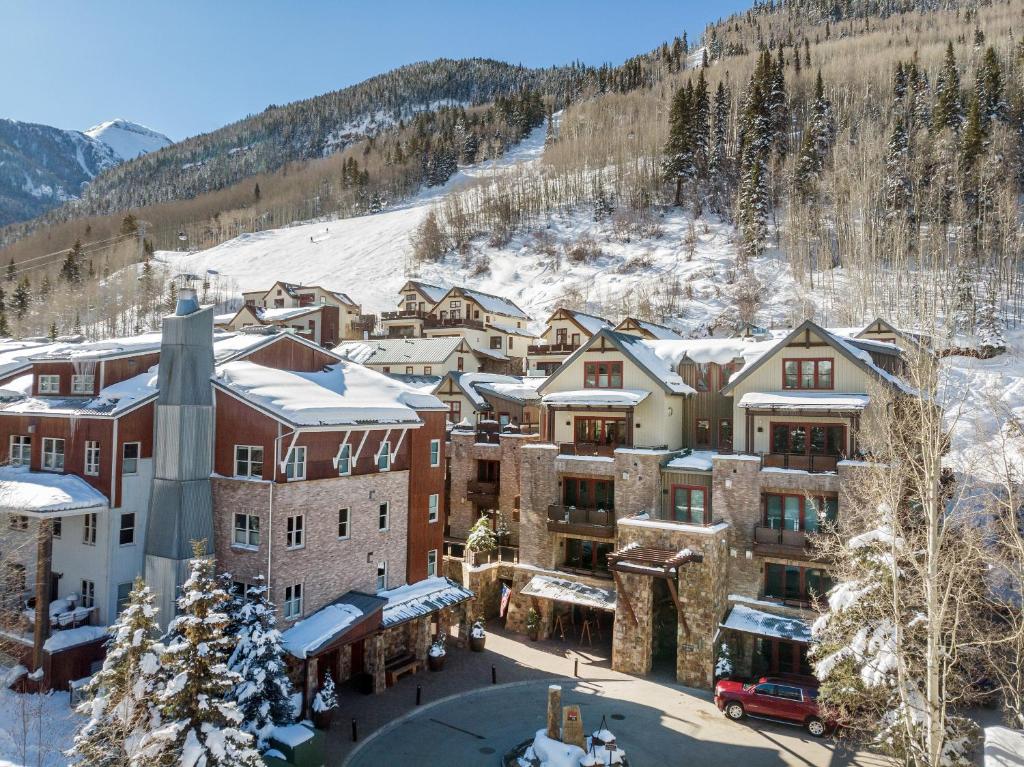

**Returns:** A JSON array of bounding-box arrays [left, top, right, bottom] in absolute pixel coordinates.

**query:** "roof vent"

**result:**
[[175, 287, 200, 316]]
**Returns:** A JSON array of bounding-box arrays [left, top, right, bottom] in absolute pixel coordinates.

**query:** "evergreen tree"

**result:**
[[70, 578, 163, 767], [140, 544, 261, 767], [884, 117, 912, 216], [961, 94, 985, 170], [737, 50, 774, 258], [693, 69, 712, 182], [72, 311, 81, 335], [5, 258, 15, 282], [11, 277, 30, 319], [253, 183, 261, 201], [165, 282, 178, 314], [976, 280, 1006, 354], [933, 42, 963, 133], [0, 313, 10, 338], [120, 213, 139, 236], [227, 577, 295, 747], [710, 81, 730, 178], [61, 240, 84, 284], [0, 286, 6, 315], [662, 81, 696, 205], [794, 71, 835, 201], [769, 44, 788, 157], [47, 322, 57, 342], [975, 46, 1006, 131]]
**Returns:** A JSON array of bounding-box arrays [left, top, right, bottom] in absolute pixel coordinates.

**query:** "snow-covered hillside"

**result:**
[[84, 119, 172, 160]]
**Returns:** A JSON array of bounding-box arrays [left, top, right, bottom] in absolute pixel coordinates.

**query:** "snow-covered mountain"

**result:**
[[0, 117, 170, 227], [84, 119, 172, 161]]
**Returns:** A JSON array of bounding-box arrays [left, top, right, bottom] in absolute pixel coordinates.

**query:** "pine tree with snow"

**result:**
[[933, 42, 963, 133], [5, 258, 14, 283], [466, 515, 497, 553], [0, 313, 10, 338], [227, 577, 295, 748], [884, 117, 912, 216], [692, 69, 711, 182], [70, 578, 164, 767], [11, 277, 30, 319], [311, 672, 338, 714], [975, 46, 1006, 132], [662, 81, 696, 205], [140, 543, 262, 767], [975, 281, 1005, 355]]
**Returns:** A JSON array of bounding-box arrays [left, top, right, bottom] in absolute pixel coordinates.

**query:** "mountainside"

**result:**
[[83, 119, 172, 161], [0, 118, 117, 226]]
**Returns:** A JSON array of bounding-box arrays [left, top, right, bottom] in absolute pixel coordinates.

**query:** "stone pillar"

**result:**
[[611, 571, 653, 675], [675, 533, 729, 689], [413, 616, 431, 663], [448, 431, 478, 539], [518, 443, 559, 569], [365, 634, 386, 694], [546, 685, 562, 740], [498, 432, 540, 546], [613, 450, 670, 518], [712, 455, 762, 599]]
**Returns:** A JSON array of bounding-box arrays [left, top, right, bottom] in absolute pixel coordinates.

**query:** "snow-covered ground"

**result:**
[[0, 688, 81, 767]]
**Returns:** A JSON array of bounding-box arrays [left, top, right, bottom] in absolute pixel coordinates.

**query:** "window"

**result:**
[[231, 581, 253, 600], [285, 446, 306, 480], [764, 493, 837, 532], [477, 460, 499, 482], [377, 441, 391, 471], [284, 584, 303, 619], [37, 374, 59, 394], [122, 442, 140, 475], [378, 502, 389, 531], [499, 412, 510, 426], [564, 538, 613, 574], [555, 328, 567, 345], [764, 563, 833, 605], [116, 582, 132, 614], [782, 358, 834, 390], [119, 512, 135, 545], [583, 361, 623, 389], [450, 300, 461, 309], [376, 561, 388, 591], [719, 419, 733, 450], [233, 513, 260, 548], [490, 336, 503, 349], [338, 508, 350, 539], [695, 363, 710, 392], [406, 366, 414, 374], [671, 485, 707, 524], [571, 332, 581, 346], [457, 356, 464, 372], [574, 416, 627, 447], [337, 443, 351, 475], [234, 445, 264, 478], [695, 418, 711, 447], [448, 401, 461, 420], [286, 515, 304, 549], [77, 442, 99, 478], [80, 579, 95, 608], [429, 439, 441, 467], [428, 493, 439, 522], [563, 477, 614, 510], [42, 438, 65, 471], [9, 436, 30, 466], [427, 549, 437, 577], [52, 517, 61, 537], [382, 366, 391, 374], [771, 423, 846, 456], [8, 515, 27, 530], [424, 366, 432, 376], [83, 513, 97, 545], [71, 374, 94, 394]]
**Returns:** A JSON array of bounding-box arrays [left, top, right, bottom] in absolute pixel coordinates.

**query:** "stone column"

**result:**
[[611, 571, 653, 675], [546, 685, 562, 740], [413, 616, 431, 663], [365, 634, 386, 694]]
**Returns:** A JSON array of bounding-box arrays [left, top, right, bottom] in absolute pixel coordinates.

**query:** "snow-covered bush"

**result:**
[[470, 620, 486, 640], [311, 672, 338, 714], [715, 642, 733, 679], [429, 633, 447, 658], [466, 516, 497, 552], [227, 576, 295, 748]]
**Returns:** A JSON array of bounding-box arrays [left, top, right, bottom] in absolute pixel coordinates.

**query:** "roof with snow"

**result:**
[[28, 331, 164, 362], [615, 317, 684, 340], [520, 575, 616, 611], [0, 466, 109, 517], [215, 360, 445, 426], [737, 392, 871, 411], [280, 592, 386, 659], [542, 389, 650, 407], [721, 604, 812, 644], [335, 336, 465, 366], [438, 371, 543, 410], [0, 368, 159, 418], [256, 306, 321, 322], [665, 450, 717, 472], [402, 280, 448, 304], [380, 577, 474, 628], [438, 286, 530, 320], [545, 308, 612, 336]]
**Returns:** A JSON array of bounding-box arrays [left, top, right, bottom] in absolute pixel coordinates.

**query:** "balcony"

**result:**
[[547, 505, 616, 539], [527, 342, 580, 356], [753, 525, 817, 559], [558, 442, 622, 458], [423, 316, 486, 331], [467, 479, 499, 503], [381, 309, 430, 321], [760, 453, 839, 473]]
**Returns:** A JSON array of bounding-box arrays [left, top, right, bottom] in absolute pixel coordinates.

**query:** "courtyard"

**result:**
[[327, 620, 890, 767]]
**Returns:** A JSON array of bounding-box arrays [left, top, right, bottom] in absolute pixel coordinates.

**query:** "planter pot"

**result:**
[[527, 627, 539, 642], [428, 654, 446, 671], [312, 708, 334, 730], [469, 636, 486, 652]]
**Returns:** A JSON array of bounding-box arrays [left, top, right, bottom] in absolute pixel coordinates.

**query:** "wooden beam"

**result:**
[[612, 570, 639, 626], [665, 576, 690, 637], [32, 518, 52, 674]]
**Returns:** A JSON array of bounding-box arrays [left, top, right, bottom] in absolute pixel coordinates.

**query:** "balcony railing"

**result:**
[[558, 442, 622, 458], [423, 316, 486, 331], [381, 309, 430, 321], [527, 342, 580, 355], [760, 453, 839, 473], [547, 505, 616, 538], [443, 540, 466, 559], [467, 545, 519, 566], [475, 431, 501, 444], [467, 479, 499, 499]]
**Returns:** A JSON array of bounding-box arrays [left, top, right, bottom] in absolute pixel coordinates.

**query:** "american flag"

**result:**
[[499, 583, 511, 617]]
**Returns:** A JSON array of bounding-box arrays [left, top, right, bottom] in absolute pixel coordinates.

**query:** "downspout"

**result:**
[[267, 481, 273, 585], [110, 419, 119, 508]]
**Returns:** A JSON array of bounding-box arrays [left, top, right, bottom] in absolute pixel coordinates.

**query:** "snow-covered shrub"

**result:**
[[466, 516, 497, 552], [429, 633, 447, 658], [470, 620, 486, 640], [311, 672, 338, 713], [715, 642, 733, 679]]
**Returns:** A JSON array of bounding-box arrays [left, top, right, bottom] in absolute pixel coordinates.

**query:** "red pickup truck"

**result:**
[[714, 676, 827, 736]]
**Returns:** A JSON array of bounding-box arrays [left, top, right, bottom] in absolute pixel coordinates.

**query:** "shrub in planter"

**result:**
[[715, 642, 734, 681], [469, 619, 486, 652], [526, 608, 541, 641], [311, 672, 338, 729], [428, 632, 447, 671]]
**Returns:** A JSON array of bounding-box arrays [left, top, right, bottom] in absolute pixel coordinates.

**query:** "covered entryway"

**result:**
[[519, 574, 615, 648], [719, 603, 813, 679]]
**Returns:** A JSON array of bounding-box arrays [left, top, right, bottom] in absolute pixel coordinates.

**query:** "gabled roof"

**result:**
[[29, 332, 164, 362], [615, 317, 684, 340], [539, 329, 696, 396], [335, 336, 467, 366], [435, 371, 542, 410], [720, 320, 912, 396], [856, 316, 929, 348], [545, 307, 612, 336], [400, 280, 448, 305], [213, 328, 343, 365], [437, 286, 530, 320]]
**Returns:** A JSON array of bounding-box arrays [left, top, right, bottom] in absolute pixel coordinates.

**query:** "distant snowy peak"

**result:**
[[84, 119, 172, 160]]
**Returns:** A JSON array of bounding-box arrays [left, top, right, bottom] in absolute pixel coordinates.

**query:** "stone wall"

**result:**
[[519, 443, 560, 569], [461, 561, 503, 620]]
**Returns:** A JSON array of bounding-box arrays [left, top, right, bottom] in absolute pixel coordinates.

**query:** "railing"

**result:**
[[476, 431, 501, 444], [467, 479, 499, 498], [423, 316, 486, 331], [760, 453, 839, 473], [381, 309, 430, 320], [558, 442, 622, 458], [443, 540, 466, 559], [547, 505, 616, 538], [758, 592, 825, 611], [527, 342, 580, 355], [468, 545, 519, 566]]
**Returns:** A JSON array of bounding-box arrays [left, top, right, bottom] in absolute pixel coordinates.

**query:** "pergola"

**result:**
[[607, 544, 704, 636]]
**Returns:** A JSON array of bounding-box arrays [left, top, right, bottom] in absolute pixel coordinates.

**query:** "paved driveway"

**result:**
[[342, 677, 888, 767]]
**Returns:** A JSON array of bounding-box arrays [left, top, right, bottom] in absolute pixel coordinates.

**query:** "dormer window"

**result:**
[[71, 374, 94, 395], [38, 375, 59, 394], [782, 358, 833, 390]]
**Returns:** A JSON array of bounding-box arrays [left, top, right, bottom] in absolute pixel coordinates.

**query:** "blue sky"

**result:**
[[5, 1, 748, 140]]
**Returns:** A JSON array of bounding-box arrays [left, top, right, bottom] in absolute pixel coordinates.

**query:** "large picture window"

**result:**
[[671, 485, 707, 524], [764, 563, 833, 605], [563, 477, 614, 510], [234, 445, 264, 478], [573, 417, 627, 447], [42, 438, 65, 471], [782, 358, 834, 390], [564, 538, 613, 575], [771, 423, 845, 456], [764, 493, 838, 532], [583, 361, 623, 389]]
